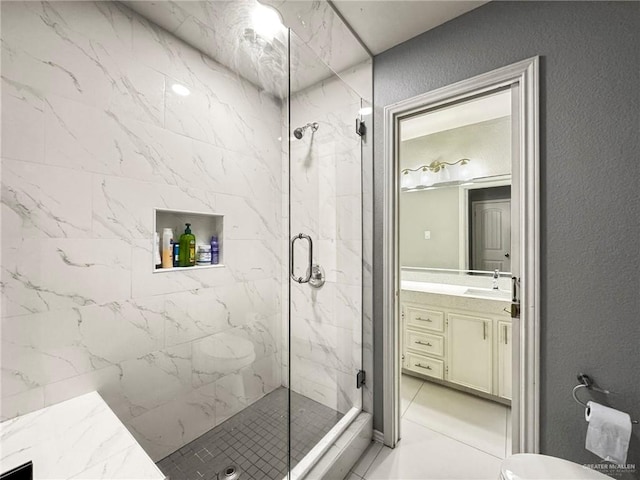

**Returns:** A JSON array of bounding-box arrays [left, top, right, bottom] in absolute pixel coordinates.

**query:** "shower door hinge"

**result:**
[[356, 370, 366, 389], [356, 119, 366, 137]]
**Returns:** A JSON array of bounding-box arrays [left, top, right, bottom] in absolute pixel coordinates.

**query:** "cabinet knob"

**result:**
[[416, 363, 432, 370], [417, 317, 432, 322], [415, 340, 432, 347]]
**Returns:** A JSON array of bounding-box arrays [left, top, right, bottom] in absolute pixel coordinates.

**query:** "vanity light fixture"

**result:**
[[401, 158, 470, 176], [401, 158, 471, 191]]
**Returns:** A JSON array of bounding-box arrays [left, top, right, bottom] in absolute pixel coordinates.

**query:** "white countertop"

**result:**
[[0, 391, 165, 480], [401, 280, 511, 301]]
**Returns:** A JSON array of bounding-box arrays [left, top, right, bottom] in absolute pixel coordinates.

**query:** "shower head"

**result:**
[[293, 122, 319, 140]]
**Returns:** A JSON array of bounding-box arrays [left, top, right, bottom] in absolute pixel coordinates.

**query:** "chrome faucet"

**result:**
[[492, 269, 500, 290]]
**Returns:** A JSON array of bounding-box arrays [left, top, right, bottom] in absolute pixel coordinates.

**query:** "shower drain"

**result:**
[[220, 465, 240, 480]]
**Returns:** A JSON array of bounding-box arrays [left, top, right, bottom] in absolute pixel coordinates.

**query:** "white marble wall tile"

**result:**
[[335, 240, 363, 287], [224, 239, 282, 283], [1, 238, 131, 317], [118, 343, 192, 416], [190, 317, 280, 389], [0, 388, 45, 422], [164, 288, 232, 348], [336, 195, 362, 242], [290, 323, 353, 375], [126, 383, 216, 461], [0, 78, 45, 163], [43, 365, 124, 410], [131, 11, 284, 137], [1, 2, 164, 127], [1, 158, 93, 239], [214, 354, 280, 425], [215, 194, 281, 241], [164, 75, 281, 164], [290, 358, 353, 414], [44, 96, 194, 187], [2, 310, 108, 397]]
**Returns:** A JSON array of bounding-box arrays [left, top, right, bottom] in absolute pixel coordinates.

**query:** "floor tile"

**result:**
[[403, 381, 508, 458], [350, 440, 383, 477], [401, 374, 423, 417], [364, 419, 502, 480], [156, 388, 342, 480]]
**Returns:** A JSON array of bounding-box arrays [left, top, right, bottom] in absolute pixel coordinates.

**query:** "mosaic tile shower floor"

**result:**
[[157, 388, 343, 480]]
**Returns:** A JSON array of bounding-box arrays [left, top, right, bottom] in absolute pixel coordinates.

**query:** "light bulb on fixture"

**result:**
[[401, 170, 412, 190]]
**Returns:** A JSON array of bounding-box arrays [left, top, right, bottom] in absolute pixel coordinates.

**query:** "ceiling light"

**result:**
[[171, 84, 190, 96], [251, 3, 283, 42]]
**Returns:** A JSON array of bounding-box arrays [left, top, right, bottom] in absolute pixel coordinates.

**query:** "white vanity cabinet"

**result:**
[[401, 295, 512, 402], [497, 320, 512, 400], [447, 313, 493, 394]]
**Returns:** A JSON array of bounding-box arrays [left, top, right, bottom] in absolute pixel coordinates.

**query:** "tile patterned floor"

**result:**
[[348, 375, 509, 480], [157, 387, 343, 480]]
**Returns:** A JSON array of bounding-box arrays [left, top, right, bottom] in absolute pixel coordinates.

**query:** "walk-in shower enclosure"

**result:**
[[0, 1, 369, 478]]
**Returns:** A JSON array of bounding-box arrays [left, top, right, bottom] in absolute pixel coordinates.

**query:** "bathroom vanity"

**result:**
[[401, 281, 512, 402]]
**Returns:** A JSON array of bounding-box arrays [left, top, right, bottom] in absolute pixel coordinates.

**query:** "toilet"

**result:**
[[500, 454, 613, 479]]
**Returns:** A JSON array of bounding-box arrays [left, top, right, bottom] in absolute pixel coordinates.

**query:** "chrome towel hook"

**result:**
[[573, 373, 638, 424]]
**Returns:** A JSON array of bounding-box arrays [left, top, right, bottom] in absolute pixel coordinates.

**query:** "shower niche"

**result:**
[[153, 208, 224, 272]]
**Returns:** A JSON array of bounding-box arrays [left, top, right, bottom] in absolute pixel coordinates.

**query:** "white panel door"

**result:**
[[498, 320, 512, 400], [447, 313, 493, 393], [472, 199, 511, 272]]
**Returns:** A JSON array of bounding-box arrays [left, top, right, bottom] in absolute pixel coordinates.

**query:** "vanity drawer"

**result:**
[[405, 329, 444, 357], [405, 353, 444, 380], [405, 305, 445, 332]]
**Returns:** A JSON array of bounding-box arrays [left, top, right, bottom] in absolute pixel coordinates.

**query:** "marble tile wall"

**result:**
[[0, 1, 284, 461], [285, 69, 363, 415]]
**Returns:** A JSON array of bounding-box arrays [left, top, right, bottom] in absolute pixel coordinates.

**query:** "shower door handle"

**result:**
[[290, 233, 313, 283]]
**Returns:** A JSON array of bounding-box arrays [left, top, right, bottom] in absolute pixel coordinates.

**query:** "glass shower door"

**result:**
[[286, 31, 363, 476]]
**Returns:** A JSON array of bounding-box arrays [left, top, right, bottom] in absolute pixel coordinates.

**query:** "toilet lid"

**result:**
[[501, 454, 613, 480]]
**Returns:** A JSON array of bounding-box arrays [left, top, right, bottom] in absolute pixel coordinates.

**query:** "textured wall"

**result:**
[[373, 0, 640, 469], [1, 1, 283, 461]]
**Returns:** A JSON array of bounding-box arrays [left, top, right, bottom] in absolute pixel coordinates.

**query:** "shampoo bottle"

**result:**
[[179, 223, 196, 267], [162, 228, 173, 268], [210, 236, 219, 265]]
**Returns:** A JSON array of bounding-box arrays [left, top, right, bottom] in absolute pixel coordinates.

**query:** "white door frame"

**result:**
[[382, 57, 540, 453]]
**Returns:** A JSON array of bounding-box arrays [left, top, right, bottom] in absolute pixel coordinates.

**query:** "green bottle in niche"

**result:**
[[178, 223, 196, 267]]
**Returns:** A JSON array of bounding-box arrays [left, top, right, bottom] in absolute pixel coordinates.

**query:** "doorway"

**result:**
[[469, 186, 512, 272], [383, 57, 540, 455]]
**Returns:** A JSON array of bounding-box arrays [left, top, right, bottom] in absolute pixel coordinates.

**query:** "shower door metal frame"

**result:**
[[382, 56, 540, 453]]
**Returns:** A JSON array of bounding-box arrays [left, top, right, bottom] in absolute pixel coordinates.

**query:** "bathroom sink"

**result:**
[[463, 288, 511, 300]]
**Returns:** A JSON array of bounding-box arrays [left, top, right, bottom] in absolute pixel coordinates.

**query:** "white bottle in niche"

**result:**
[[162, 228, 174, 268], [154, 232, 162, 268]]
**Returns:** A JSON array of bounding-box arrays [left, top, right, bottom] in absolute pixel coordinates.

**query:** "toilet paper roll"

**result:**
[[585, 401, 632, 466]]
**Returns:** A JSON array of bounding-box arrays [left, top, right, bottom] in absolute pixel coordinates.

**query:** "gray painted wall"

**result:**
[[373, 1, 640, 470]]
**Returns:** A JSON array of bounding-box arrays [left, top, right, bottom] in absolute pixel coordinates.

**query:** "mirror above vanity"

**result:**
[[399, 89, 512, 278]]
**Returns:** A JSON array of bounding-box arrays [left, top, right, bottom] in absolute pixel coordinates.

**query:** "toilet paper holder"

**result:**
[[573, 373, 638, 424]]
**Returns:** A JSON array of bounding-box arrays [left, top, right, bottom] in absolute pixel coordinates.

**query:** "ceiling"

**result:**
[[331, 1, 488, 55], [401, 89, 511, 141]]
